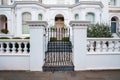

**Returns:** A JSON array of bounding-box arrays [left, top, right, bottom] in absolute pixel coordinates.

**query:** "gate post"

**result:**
[[69, 21, 89, 70], [27, 21, 48, 71]]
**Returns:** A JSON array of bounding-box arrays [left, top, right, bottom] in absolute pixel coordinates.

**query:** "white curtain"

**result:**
[[86, 13, 95, 23], [22, 12, 31, 34]]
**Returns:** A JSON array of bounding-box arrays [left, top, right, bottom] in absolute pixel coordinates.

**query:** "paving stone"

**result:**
[[0, 70, 120, 80]]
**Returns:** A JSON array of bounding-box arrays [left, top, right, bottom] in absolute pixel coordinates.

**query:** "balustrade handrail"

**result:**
[[0, 39, 30, 55], [87, 38, 120, 41], [87, 38, 120, 54], [0, 39, 29, 42]]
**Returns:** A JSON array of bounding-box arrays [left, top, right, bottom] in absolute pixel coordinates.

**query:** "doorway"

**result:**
[[111, 17, 118, 33], [55, 14, 64, 28]]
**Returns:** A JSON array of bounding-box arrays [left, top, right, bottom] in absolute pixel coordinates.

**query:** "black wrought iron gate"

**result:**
[[43, 27, 74, 72]]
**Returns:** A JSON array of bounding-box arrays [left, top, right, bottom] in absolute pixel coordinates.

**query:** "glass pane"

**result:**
[[22, 24, 29, 34], [86, 13, 94, 23], [75, 0, 79, 3], [22, 12, 31, 34], [110, 0, 116, 6], [38, 14, 42, 20], [75, 14, 79, 20]]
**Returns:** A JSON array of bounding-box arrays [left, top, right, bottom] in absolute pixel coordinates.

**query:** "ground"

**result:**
[[0, 70, 120, 80]]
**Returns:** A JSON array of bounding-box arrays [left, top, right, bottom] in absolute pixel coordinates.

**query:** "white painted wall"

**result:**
[[28, 21, 47, 71], [0, 56, 30, 70], [86, 54, 120, 70]]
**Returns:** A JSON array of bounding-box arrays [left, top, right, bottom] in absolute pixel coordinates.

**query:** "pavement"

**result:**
[[0, 70, 120, 80]]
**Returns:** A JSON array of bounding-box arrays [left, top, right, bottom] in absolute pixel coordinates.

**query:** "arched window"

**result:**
[[86, 13, 95, 23], [0, 15, 7, 33], [110, 0, 116, 6], [38, 14, 42, 20], [75, 14, 79, 20], [75, 0, 79, 3], [22, 12, 31, 34]]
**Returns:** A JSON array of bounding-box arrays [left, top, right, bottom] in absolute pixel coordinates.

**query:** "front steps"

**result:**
[[43, 41, 74, 72]]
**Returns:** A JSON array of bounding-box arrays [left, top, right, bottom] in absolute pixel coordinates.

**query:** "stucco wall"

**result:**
[[0, 55, 30, 70]]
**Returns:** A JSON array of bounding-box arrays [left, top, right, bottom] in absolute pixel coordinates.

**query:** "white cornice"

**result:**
[[69, 21, 90, 27], [71, 1, 104, 8], [0, 1, 104, 9], [27, 21, 48, 28]]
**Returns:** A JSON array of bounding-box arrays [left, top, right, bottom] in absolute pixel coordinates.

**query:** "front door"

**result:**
[[111, 22, 116, 33]]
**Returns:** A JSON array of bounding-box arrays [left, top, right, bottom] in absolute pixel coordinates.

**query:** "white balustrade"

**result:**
[[96, 41, 101, 52], [0, 39, 30, 55], [87, 38, 120, 53]]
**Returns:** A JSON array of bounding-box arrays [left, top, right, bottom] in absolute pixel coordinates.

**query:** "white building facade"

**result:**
[[0, 0, 120, 37]]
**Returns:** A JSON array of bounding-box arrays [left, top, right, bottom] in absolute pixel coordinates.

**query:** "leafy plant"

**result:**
[[0, 37, 10, 39], [50, 37, 57, 42], [87, 23, 112, 38], [24, 37, 30, 39], [62, 37, 69, 42], [12, 37, 22, 39], [1, 29, 9, 34]]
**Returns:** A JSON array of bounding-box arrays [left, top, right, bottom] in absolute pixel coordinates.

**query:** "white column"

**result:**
[[69, 21, 89, 70], [27, 21, 48, 71]]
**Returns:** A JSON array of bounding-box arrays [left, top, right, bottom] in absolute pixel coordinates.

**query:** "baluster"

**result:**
[[6, 42, 10, 53], [108, 41, 114, 52], [96, 41, 102, 52], [0, 42, 4, 53], [89, 41, 95, 52], [18, 42, 22, 53], [102, 41, 108, 52], [12, 42, 16, 53], [87, 41, 90, 52], [118, 41, 120, 51], [23, 42, 28, 54], [3, 43, 6, 53], [0, 43, 1, 53], [1, 42, 5, 53], [114, 41, 119, 52]]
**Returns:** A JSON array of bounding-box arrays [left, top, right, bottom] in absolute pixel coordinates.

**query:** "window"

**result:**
[[86, 13, 95, 23], [110, 0, 116, 6], [39, 0, 42, 3], [75, 0, 79, 3], [1, 0, 7, 5], [38, 14, 42, 20], [22, 12, 31, 34], [75, 14, 79, 20]]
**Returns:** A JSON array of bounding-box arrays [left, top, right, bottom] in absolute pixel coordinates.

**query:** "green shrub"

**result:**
[[62, 37, 70, 42], [0, 37, 10, 39], [24, 37, 30, 39], [50, 37, 57, 42], [87, 23, 112, 38], [1, 29, 9, 34], [12, 37, 22, 39]]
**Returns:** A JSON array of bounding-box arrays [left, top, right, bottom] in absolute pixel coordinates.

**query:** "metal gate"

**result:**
[[43, 27, 74, 72]]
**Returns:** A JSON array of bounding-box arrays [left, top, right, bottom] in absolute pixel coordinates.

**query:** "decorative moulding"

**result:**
[[27, 21, 48, 28], [69, 21, 90, 27]]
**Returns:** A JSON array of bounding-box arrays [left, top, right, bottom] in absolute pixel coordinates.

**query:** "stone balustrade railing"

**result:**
[[0, 39, 30, 55], [87, 38, 120, 53]]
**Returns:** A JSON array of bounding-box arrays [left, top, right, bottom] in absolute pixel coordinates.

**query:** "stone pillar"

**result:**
[[27, 21, 48, 71], [69, 21, 89, 70]]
